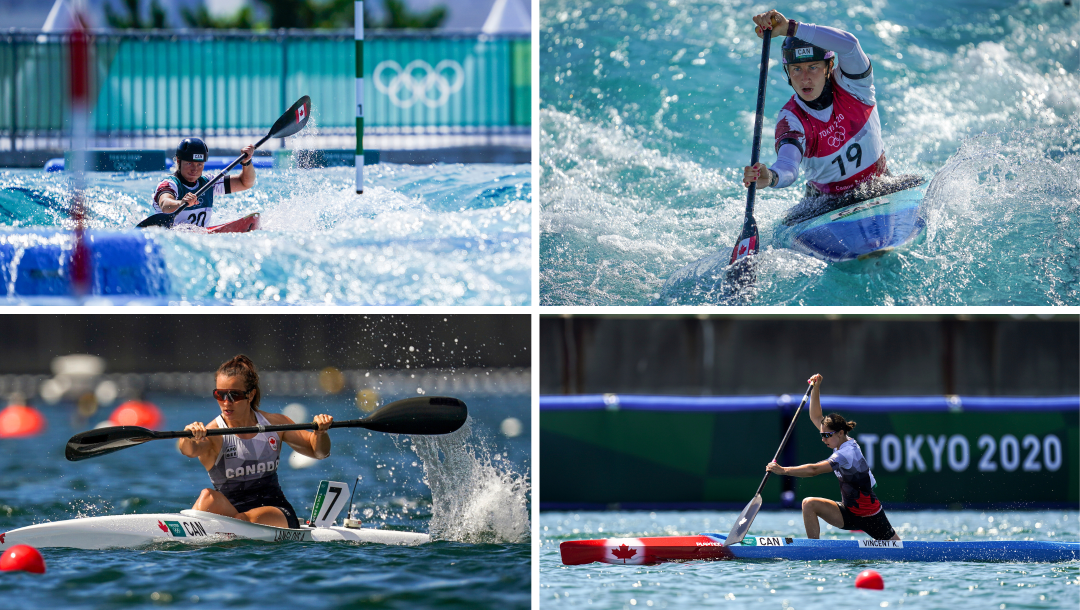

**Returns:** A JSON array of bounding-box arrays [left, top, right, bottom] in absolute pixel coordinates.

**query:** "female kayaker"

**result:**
[[178, 354, 332, 528], [153, 137, 256, 228], [766, 374, 900, 541], [742, 9, 888, 198]]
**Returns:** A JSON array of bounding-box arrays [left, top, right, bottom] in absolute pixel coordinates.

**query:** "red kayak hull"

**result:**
[[207, 213, 260, 234]]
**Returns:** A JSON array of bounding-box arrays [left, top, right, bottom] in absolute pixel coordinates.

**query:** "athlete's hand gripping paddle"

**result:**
[[65, 396, 466, 461], [723, 382, 814, 546], [726, 30, 772, 287], [136, 96, 311, 229]]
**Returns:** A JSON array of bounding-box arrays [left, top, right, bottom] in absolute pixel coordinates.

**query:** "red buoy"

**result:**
[[855, 569, 884, 590], [0, 404, 46, 438], [0, 544, 46, 574], [109, 400, 163, 429]]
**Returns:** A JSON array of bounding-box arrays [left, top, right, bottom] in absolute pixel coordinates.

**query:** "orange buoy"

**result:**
[[109, 400, 163, 429], [0, 544, 46, 574], [855, 569, 884, 589], [0, 404, 46, 438]]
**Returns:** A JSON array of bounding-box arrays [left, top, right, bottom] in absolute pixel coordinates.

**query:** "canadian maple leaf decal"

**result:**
[[158, 521, 169, 534], [0, 532, 5, 544], [611, 544, 637, 563]]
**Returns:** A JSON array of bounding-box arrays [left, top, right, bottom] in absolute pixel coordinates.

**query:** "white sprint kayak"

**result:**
[[0, 481, 429, 550], [0, 510, 429, 550]]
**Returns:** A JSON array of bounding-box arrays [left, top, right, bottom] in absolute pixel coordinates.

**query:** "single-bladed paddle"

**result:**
[[723, 382, 813, 546], [136, 95, 311, 228], [65, 395, 466, 462], [726, 29, 772, 288]]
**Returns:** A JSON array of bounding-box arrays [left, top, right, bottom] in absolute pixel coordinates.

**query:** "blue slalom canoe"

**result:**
[[775, 174, 928, 262]]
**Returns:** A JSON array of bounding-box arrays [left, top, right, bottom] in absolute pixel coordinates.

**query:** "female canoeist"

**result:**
[[742, 9, 888, 198], [765, 374, 900, 541], [153, 137, 256, 228], [178, 354, 333, 528]]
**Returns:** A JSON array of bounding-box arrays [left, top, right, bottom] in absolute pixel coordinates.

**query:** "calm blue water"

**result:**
[[541, 510, 1079, 609], [0, 393, 531, 609], [0, 162, 531, 305], [540, 0, 1080, 305]]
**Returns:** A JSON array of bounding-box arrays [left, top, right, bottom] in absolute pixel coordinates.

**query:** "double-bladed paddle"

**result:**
[[723, 382, 813, 546], [726, 29, 772, 288], [136, 95, 311, 228], [65, 395, 466, 462]]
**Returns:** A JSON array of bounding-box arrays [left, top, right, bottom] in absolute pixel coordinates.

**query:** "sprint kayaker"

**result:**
[[178, 354, 332, 529], [765, 373, 900, 541], [153, 138, 256, 228], [742, 10, 888, 198]]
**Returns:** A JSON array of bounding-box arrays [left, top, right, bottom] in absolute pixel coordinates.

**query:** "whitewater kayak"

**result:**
[[775, 174, 928, 262], [207, 212, 260, 234], [561, 533, 1080, 564]]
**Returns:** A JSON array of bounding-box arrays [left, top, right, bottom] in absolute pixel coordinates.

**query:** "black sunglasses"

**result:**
[[820, 430, 837, 439], [213, 389, 250, 402]]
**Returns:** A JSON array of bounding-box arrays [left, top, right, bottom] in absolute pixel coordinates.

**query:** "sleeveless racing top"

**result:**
[[152, 174, 228, 228], [206, 410, 284, 503], [828, 438, 882, 517]]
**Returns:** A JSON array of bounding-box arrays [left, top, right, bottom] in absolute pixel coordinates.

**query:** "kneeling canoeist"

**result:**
[[154, 137, 256, 229], [766, 374, 900, 541], [178, 354, 333, 528], [742, 9, 888, 198]]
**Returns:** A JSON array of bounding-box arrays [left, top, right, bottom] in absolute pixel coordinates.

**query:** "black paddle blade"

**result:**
[[269, 96, 311, 140], [65, 426, 161, 461], [723, 493, 763, 546], [135, 212, 177, 228], [360, 396, 467, 435]]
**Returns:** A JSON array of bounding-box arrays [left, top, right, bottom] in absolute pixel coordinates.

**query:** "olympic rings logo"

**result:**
[[373, 60, 465, 108], [827, 125, 847, 149]]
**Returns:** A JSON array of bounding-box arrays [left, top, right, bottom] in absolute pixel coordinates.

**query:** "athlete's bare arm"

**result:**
[[767, 459, 831, 477], [807, 373, 824, 429], [178, 420, 222, 470], [271, 412, 333, 459]]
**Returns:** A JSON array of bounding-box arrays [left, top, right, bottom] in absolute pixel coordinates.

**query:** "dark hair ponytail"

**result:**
[[216, 354, 261, 411], [823, 412, 856, 433]]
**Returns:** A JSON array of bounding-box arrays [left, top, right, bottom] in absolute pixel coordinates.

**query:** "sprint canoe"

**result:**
[[561, 533, 1079, 565], [0, 509, 429, 550], [775, 174, 928, 262]]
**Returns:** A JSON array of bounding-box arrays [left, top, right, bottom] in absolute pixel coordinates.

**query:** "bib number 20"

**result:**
[[186, 211, 207, 227], [830, 142, 862, 177]]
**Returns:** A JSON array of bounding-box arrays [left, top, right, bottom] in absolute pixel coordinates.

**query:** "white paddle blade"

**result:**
[[723, 493, 762, 547]]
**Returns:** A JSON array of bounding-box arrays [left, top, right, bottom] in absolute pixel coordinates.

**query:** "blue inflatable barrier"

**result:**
[[45, 156, 274, 172], [540, 394, 1080, 412], [0, 230, 170, 296]]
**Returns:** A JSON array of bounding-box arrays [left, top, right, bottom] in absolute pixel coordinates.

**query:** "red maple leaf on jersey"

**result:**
[[158, 521, 169, 534], [611, 544, 637, 563]]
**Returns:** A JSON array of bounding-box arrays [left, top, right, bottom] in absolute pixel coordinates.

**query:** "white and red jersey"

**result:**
[[770, 24, 887, 195]]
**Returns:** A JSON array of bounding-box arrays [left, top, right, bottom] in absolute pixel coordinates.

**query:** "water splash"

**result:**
[[410, 421, 530, 543]]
